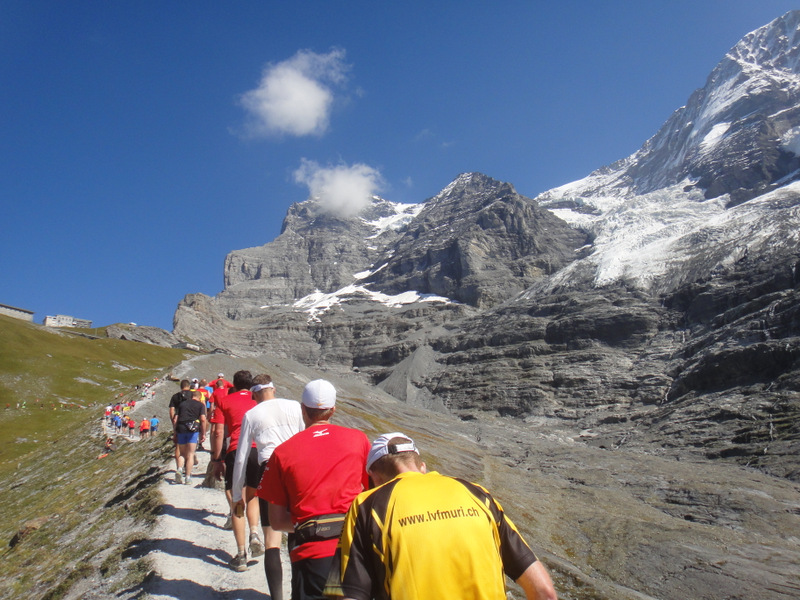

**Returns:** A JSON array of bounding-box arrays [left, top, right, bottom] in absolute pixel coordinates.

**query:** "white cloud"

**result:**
[[240, 48, 349, 137], [293, 159, 384, 217]]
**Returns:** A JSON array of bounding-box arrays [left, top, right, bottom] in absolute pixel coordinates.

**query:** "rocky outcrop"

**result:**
[[105, 324, 180, 348]]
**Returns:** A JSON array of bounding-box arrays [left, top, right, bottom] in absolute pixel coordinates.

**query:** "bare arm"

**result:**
[[268, 503, 294, 532], [516, 561, 557, 600], [199, 414, 207, 443], [210, 422, 225, 479], [230, 415, 252, 503], [211, 422, 224, 459]]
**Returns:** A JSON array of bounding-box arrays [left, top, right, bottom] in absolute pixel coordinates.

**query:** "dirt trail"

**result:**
[[118, 367, 292, 600], [143, 448, 292, 599]]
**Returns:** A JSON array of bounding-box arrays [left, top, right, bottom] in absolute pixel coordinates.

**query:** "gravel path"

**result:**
[[143, 448, 292, 600]]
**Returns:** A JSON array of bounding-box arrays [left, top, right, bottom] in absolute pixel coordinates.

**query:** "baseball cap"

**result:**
[[250, 382, 275, 393], [218, 373, 224, 378], [301, 379, 336, 409], [367, 432, 419, 471]]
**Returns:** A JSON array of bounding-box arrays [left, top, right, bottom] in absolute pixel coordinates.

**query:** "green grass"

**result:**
[[0, 315, 188, 599]]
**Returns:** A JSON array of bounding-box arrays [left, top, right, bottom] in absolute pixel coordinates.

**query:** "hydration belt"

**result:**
[[294, 513, 346, 545]]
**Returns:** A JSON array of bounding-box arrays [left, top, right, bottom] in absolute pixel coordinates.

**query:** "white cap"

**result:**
[[367, 432, 419, 471], [250, 382, 275, 393], [301, 379, 336, 409], [218, 373, 224, 378]]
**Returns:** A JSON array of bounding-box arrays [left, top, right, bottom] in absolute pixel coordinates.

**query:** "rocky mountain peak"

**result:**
[[728, 9, 800, 72]]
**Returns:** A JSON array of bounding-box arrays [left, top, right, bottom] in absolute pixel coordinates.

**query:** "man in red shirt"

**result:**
[[210, 372, 234, 390], [209, 378, 230, 421], [259, 379, 370, 600], [210, 370, 265, 571]]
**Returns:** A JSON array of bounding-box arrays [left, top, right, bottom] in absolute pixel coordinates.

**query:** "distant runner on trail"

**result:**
[[173, 389, 207, 484], [210, 370, 264, 572], [232, 374, 304, 600], [332, 432, 558, 600], [169, 380, 192, 478], [210, 372, 233, 390], [259, 379, 369, 600]]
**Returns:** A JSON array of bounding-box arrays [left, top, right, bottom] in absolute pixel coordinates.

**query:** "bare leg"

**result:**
[[182, 442, 198, 479]]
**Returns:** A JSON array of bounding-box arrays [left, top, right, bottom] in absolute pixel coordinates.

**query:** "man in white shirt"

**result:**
[[232, 374, 304, 600]]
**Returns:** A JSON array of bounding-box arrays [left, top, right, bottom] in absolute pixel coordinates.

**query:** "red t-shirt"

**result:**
[[210, 389, 256, 453], [210, 386, 230, 412], [258, 423, 370, 561]]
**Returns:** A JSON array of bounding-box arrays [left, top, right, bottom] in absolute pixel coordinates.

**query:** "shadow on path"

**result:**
[[119, 571, 267, 600], [128, 536, 231, 568]]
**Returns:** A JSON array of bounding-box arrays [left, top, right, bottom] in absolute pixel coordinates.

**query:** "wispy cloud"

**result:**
[[293, 159, 384, 217], [240, 48, 349, 137]]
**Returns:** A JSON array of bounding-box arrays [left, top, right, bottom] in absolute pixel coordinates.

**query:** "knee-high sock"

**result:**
[[264, 547, 283, 600]]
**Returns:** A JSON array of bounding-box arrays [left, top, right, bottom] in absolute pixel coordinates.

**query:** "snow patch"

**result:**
[[362, 202, 423, 238], [293, 285, 452, 321], [781, 126, 800, 156], [699, 122, 730, 150]]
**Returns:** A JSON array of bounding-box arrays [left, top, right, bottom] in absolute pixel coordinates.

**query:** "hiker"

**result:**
[[173, 389, 207, 484], [139, 417, 151, 439], [209, 379, 229, 421], [127, 416, 136, 437], [169, 380, 193, 479], [259, 379, 370, 600], [332, 432, 558, 600], [195, 379, 212, 450], [210, 372, 233, 390], [210, 370, 264, 571], [231, 374, 304, 600], [150, 415, 160, 435]]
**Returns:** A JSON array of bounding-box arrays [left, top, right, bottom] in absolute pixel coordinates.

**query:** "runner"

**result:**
[[333, 433, 558, 600], [139, 417, 151, 439], [169, 380, 193, 482], [210, 372, 233, 390], [259, 379, 370, 600], [232, 374, 304, 600], [210, 370, 264, 571], [174, 389, 207, 484]]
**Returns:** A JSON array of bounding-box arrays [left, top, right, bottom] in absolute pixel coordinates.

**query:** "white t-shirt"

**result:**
[[231, 398, 304, 502]]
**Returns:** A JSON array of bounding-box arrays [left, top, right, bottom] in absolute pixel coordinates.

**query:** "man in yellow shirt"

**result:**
[[335, 432, 557, 600]]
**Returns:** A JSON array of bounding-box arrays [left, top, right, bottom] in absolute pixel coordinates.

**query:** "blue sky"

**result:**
[[2, 1, 797, 331]]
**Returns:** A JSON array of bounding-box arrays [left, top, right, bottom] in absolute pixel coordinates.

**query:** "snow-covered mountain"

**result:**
[[170, 10, 800, 491], [535, 9, 800, 295]]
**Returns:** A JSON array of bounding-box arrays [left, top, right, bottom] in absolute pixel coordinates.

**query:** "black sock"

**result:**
[[264, 547, 283, 600]]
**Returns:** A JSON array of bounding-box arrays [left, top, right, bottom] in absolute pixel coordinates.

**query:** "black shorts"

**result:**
[[292, 555, 335, 600], [259, 497, 271, 527], [224, 446, 262, 491]]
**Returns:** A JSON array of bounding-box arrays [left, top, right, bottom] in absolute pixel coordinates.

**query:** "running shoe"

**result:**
[[249, 532, 265, 557], [229, 552, 248, 572], [223, 516, 233, 530], [184, 472, 192, 485], [174, 470, 183, 484]]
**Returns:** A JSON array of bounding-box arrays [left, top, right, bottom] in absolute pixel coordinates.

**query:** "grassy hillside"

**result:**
[[0, 315, 190, 599]]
